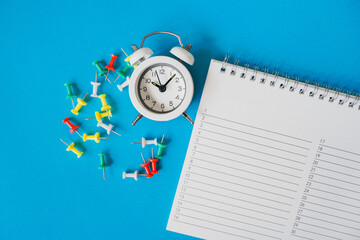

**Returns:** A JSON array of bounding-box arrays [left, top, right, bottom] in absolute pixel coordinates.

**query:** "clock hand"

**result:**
[[151, 81, 160, 88], [163, 74, 176, 87], [155, 70, 163, 86]]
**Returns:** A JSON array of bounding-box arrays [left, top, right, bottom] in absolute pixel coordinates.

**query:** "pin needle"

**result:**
[[82, 92, 88, 100], [60, 138, 69, 146], [141, 153, 146, 163], [121, 48, 129, 57]]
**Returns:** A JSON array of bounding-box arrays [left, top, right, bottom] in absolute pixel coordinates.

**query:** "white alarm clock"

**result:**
[[128, 31, 195, 125]]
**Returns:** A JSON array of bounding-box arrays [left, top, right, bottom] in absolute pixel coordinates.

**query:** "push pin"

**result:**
[[60, 139, 83, 158], [149, 148, 159, 174], [113, 63, 131, 84], [98, 94, 111, 118], [122, 48, 131, 63], [121, 48, 137, 68], [92, 60, 111, 83], [155, 133, 167, 159], [97, 120, 121, 136], [71, 92, 88, 115], [117, 76, 130, 92], [91, 71, 101, 97], [85, 110, 112, 121], [83, 132, 108, 143], [140, 153, 153, 178], [122, 170, 147, 181], [98, 153, 109, 180], [62, 117, 82, 137], [131, 137, 157, 148], [105, 54, 118, 71], [64, 83, 76, 108]]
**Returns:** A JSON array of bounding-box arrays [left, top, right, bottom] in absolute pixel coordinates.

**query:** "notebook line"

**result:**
[[189, 164, 297, 192], [298, 214, 360, 231], [186, 171, 296, 199], [320, 144, 360, 157], [194, 150, 303, 177], [172, 219, 256, 240], [178, 206, 285, 233], [317, 151, 360, 164], [305, 193, 360, 208], [201, 113, 312, 143], [304, 200, 360, 216], [184, 177, 294, 206], [296, 221, 360, 238], [197, 136, 306, 165], [179, 199, 287, 226], [200, 121, 311, 150], [181, 192, 289, 220], [300, 207, 360, 224], [198, 128, 309, 157], [190, 156, 300, 185], [176, 213, 282, 240], [315, 158, 360, 172]]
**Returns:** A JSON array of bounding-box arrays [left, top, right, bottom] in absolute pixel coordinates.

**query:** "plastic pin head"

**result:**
[[105, 54, 118, 71], [62, 117, 79, 134], [93, 60, 108, 76], [71, 98, 87, 115], [98, 153, 109, 180]]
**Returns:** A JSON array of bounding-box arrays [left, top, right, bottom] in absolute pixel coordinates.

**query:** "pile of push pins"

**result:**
[[123, 134, 167, 180], [60, 49, 168, 181]]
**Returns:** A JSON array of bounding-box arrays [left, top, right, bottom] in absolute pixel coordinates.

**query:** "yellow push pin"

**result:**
[[121, 48, 137, 68], [85, 110, 112, 121], [71, 92, 88, 115], [83, 132, 108, 143], [98, 94, 111, 119], [60, 139, 83, 158]]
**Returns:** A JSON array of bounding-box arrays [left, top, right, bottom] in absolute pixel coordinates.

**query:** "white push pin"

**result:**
[[122, 171, 146, 181], [97, 120, 121, 136], [117, 76, 130, 92], [91, 71, 101, 97], [131, 137, 157, 148]]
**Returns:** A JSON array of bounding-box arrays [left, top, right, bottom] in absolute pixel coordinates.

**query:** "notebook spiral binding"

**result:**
[[220, 54, 360, 109]]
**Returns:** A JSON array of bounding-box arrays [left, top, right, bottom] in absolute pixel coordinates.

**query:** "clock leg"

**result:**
[[182, 112, 194, 124], [132, 113, 143, 126]]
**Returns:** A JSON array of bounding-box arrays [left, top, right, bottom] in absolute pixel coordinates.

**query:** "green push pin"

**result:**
[[113, 63, 132, 84], [98, 153, 109, 180], [155, 133, 167, 159], [93, 60, 111, 83], [64, 83, 76, 108]]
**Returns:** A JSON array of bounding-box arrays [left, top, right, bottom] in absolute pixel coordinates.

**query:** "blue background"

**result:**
[[1, 0, 360, 239]]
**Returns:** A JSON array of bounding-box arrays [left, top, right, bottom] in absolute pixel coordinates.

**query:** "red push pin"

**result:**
[[149, 148, 159, 174], [105, 54, 118, 71], [62, 117, 82, 137], [140, 153, 153, 178]]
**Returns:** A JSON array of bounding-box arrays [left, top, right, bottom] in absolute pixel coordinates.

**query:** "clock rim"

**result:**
[[129, 56, 194, 121]]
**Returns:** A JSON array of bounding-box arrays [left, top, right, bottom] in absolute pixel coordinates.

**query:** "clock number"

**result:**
[[161, 103, 165, 109], [175, 95, 179, 100], [146, 95, 150, 100], [159, 69, 165, 74], [143, 87, 147, 92], [175, 77, 179, 83], [145, 78, 151, 83], [152, 101, 156, 106], [169, 101, 173, 106], [178, 86, 183, 91]]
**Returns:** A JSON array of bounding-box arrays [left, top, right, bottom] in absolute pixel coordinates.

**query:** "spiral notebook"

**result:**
[[167, 57, 360, 240]]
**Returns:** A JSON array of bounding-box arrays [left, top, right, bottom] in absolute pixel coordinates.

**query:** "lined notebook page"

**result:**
[[167, 59, 360, 240]]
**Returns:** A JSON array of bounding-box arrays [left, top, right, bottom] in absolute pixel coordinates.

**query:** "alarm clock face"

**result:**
[[138, 63, 186, 113], [129, 56, 194, 121]]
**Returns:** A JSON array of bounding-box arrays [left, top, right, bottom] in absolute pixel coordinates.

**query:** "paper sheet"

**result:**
[[167, 60, 360, 240]]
